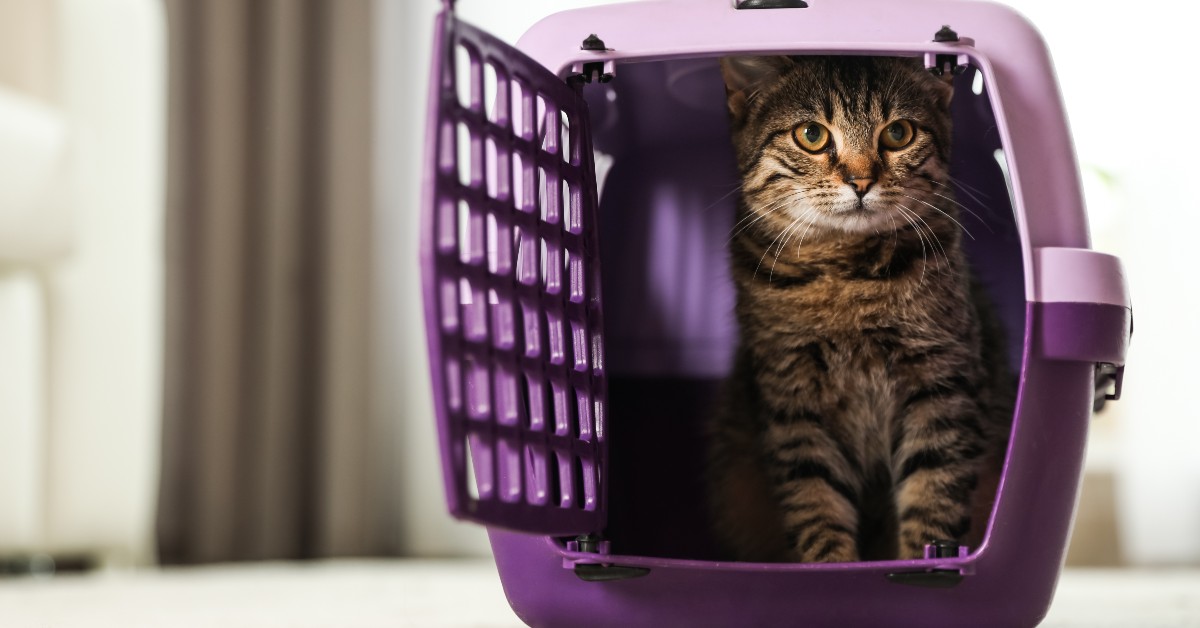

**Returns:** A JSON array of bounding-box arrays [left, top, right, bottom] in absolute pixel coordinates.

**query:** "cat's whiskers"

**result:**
[[728, 190, 804, 244], [754, 207, 810, 281], [753, 218, 796, 280], [795, 207, 822, 257], [931, 176, 992, 215], [940, 174, 992, 204], [896, 203, 943, 259], [768, 210, 812, 281], [884, 210, 902, 277], [919, 177, 994, 232], [728, 198, 787, 241], [928, 190, 993, 233], [701, 181, 747, 214], [772, 206, 818, 280], [892, 203, 930, 283], [897, 192, 975, 241], [896, 203, 950, 272]]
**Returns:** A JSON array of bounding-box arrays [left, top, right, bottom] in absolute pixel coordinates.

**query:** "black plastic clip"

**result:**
[[575, 63, 613, 84], [572, 35, 614, 84], [574, 563, 652, 582], [886, 570, 965, 588], [1093, 363, 1125, 412], [886, 540, 966, 588], [576, 533, 600, 554], [929, 25, 969, 76], [570, 534, 650, 582]]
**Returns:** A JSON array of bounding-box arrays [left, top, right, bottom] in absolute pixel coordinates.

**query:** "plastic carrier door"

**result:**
[[419, 8, 608, 535]]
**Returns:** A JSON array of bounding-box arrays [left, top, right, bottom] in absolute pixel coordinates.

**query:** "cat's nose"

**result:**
[[845, 176, 875, 198]]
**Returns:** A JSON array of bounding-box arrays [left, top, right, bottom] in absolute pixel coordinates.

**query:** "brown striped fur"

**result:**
[[707, 56, 1014, 562]]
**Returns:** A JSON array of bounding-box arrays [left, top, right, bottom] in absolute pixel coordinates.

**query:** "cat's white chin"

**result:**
[[815, 207, 894, 235]]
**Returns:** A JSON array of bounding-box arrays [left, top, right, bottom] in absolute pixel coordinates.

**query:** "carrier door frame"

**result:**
[[420, 6, 609, 536]]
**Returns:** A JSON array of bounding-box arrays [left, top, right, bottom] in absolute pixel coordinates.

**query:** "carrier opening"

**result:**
[[581, 55, 1026, 563]]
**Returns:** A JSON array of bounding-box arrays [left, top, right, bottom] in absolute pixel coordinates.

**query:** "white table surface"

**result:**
[[0, 559, 1197, 627]]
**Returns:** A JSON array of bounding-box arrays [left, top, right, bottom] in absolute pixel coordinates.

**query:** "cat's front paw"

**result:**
[[788, 533, 859, 563]]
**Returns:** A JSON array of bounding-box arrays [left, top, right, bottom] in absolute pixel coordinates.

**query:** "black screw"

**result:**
[[931, 539, 961, 558], [934, 25, 959, 42], [576, 534, 600, 553], [581, 34, 607, 51]]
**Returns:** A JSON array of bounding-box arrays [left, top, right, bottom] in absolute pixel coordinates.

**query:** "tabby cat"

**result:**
[[707, 56, 1014, 563]]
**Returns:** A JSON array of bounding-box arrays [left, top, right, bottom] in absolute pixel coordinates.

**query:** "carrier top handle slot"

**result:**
[[737, 0, 809, 8]]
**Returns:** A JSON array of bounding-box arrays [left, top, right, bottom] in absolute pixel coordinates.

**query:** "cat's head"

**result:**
[[721, 56, 953, 237]]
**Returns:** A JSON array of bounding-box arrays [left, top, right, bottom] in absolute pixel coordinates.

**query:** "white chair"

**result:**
[[0, 0, 165, 568]]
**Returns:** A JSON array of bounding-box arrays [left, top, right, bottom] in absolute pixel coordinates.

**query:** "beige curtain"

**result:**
[[159, 0, 391, 563]]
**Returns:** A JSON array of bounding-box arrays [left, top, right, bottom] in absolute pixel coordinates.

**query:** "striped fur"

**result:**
[[707, 56, 1014, 562]]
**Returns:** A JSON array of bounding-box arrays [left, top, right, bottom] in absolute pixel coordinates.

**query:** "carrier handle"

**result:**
[[1033, 247, 1131, 409], [736, 0, 809, 8]]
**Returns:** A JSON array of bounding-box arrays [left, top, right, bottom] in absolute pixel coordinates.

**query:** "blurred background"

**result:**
[[0, 0, 1194, 587]]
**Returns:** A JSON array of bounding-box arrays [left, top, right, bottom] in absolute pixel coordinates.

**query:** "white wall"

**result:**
[[1001, 0, 1200, 565]]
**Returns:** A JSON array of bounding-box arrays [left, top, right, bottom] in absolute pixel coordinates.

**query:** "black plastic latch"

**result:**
[[737, 0, 809, 8], [885, 570, 965, 588], [574, 563, 652, 582], [1093, 363, 1124, 412], [571, 35, 614, 85], [570, 534, 649, 582], [929, 25, 969, 76]]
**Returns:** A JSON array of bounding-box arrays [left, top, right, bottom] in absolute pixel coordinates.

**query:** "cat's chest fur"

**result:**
[[733, 235, 970, 357], [732, 229, 976, 456]]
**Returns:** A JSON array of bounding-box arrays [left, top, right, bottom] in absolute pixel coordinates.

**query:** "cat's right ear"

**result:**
[[720, 56, 793, 119]]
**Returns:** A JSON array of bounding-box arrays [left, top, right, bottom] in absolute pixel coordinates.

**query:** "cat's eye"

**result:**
[[880, 120, 915, 150], [793, 122, 830, 153]]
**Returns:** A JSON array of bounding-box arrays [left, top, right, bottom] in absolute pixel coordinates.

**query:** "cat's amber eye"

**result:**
[[793, 122, 831, 153], [880, 120, 915, 150]]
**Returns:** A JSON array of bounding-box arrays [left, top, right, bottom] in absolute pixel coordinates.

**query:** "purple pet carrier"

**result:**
[[418, 0, 1132, 625]]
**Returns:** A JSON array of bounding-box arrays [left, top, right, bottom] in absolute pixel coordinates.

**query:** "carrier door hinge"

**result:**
[[567, 534, 651, 582], [569, 35, 615, 85], [925, 25, 973, 76]]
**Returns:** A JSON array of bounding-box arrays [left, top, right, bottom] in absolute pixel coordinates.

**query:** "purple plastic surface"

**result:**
[[420, 12, 608, 535], [1036, 302, 1131, 365], [518, 0, 1094, 302], [488, 310, 1096, 627], [416, 0, 1134, 626], [1035, 247, 1130, 307]]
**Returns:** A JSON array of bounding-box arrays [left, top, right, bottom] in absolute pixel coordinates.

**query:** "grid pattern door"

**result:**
[[419, 12, 608, 535]]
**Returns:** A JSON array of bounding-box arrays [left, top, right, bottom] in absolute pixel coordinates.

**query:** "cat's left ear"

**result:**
[[904, 57, 954, 110], [928, 69, 954, 110], [720, 56, 794, 119]]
